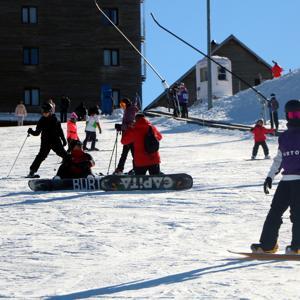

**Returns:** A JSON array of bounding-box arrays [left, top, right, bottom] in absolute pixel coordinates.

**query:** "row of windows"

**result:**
[[23, 48, 119, 66], [21, 6, 118, 25], [23, 89, 121, 107]]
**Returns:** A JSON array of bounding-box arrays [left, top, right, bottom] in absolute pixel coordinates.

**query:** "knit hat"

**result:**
[[70, 112, 78, 120]]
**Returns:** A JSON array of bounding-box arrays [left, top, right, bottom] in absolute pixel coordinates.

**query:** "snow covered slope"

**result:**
[[189, 69, 300, 125], [0, 117, 300, 298]]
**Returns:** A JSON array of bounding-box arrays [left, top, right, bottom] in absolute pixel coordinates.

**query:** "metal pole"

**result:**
[[207, 0, 213, 110]]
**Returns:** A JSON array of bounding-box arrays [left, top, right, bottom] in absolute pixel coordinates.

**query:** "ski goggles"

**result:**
[[288, 111, 300, 119]]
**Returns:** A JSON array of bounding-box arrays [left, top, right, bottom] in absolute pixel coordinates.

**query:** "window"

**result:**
[[200, 67, 208, 82], [22, 7, 38, 24], [103, 49, 119, 66], [23, 48, 39, 65], [24, 88, 40, 106], [101, 8, 118, 25], [112, 89, 120, 108], [218, 66, 227, 81]]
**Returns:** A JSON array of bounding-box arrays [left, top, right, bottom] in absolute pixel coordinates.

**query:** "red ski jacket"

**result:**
[[251, 125, 275, 142], [272, 64, 283, 78], [121, 117, 162, 167]]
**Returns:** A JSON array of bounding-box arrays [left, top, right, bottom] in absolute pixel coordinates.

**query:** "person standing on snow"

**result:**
[[268, 94, 280, 131], [271, 61, 283, 78], [60, 95, 71, 123], [251, 100, 300, 255], [27, 102, 68, 178], [114, 97, 139, 174], [121, 113, 162, 175], [250, 119, 275, 160], [67, 112, 80, 152], [15, 100, 27, 126], [177, 82, 189, 118]]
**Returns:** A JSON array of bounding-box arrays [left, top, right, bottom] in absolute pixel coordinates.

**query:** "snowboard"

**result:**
[[100, 173, 193, 191], [228, 250, 300, 261], [28, 176, 103, 192]]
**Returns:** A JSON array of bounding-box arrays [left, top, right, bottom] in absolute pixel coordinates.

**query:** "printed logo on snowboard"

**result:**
[[120, 176, 173, 190], [73, 177, 101, 191]]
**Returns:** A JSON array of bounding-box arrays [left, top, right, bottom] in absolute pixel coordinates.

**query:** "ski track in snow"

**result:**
[[0, 116, 299, 299]]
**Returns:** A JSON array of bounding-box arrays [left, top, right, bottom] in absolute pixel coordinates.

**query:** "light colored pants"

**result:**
[[17, 116, 24, 126]]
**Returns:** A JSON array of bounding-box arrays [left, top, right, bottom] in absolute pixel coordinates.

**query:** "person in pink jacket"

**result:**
[[15, 101, 27, 126], [67, 112, 80, 152]]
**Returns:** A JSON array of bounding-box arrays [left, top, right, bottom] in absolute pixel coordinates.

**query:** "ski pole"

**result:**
[[107, 131, 119, 175], [114, 132, 118, 170], [7, 134, 29, 178]]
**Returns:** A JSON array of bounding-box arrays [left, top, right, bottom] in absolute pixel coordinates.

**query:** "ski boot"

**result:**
[[26, 170, 40, 178], [113, 168, 123, 175], [285, 246, 300, 255], [251, 156, 256, 160], [251, 243, 278, 254]]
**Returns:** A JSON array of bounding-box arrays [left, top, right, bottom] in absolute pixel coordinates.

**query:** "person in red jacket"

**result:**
[[271, 61, 283, 78], [250, 119, 275, 159], [121, 113, 162, 175]]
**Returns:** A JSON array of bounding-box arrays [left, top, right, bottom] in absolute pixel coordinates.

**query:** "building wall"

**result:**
[[213, 39, 272, 94], [0, 0, 142, 112]]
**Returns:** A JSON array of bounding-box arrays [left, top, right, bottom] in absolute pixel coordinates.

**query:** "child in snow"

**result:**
[[83, 106, 102, 151], [250, 119, 275, 159], [67, 112, 80, 152], [251, 100, 300, 254]]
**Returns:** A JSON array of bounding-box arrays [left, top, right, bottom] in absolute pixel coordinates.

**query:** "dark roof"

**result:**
[[212, 34, 272, 69]]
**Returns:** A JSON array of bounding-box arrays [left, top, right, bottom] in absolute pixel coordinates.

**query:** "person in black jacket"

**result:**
[[27, 102, 68, 178], [60, 95, 71, 122]]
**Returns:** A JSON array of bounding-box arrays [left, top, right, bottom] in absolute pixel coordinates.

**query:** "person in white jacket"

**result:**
[[15, 101, 27, 126]]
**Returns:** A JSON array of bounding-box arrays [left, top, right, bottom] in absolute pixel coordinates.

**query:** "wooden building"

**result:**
[[145, 34, 272, 110], [0, 0, 144, 113]]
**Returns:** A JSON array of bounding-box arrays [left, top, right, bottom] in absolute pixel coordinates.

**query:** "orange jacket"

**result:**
[[67, 120, 79, 140], [121, 118, 162, 167]]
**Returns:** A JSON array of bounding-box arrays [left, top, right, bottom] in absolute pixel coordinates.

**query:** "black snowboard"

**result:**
[[28, 177, 103, 192], [100, 173, 193, 191]]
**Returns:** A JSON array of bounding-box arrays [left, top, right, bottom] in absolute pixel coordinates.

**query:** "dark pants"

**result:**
[[134, 164, 160, 175], [270, 111, 279, 130], [83, 131, 96, 150], [60, 111, 68, 123], [180, 103, 188, 118], [117, 144, 134, 172], [252, 141, 269, 157], [56, 162, 92, 179], [30, 141, 68, 173], [259, 180, 300, 250]]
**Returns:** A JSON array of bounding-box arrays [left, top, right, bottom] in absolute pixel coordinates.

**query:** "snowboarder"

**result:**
[[14, 100, 27, 126], [82, 106, 102, 151], [55, 140, 95, 179], [27, 102, 68, 178], [250, 119, 275, 159], [268, 94, 280, 130], [67, 112, 80, 152], [177, 82, 189, 118], [121, 113, 162, 175], [113, 97, 139, 174], [251, 100, 300, 255], [60, 95, 71, 122]]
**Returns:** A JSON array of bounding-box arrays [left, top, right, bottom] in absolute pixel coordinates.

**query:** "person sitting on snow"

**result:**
[[55, 140, 95, 179]]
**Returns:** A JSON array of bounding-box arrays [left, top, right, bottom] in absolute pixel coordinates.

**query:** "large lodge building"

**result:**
[[0, 1, 144, 113]]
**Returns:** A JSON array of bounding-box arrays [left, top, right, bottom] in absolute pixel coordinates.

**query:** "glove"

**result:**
[[62, 138, 67, 147], [264, 177, 272, 194], [115, 124, 122, 132], [27, 128, 34, 135]]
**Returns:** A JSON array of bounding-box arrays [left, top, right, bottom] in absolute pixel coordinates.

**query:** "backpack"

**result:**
[[144, 126, 159, 154]]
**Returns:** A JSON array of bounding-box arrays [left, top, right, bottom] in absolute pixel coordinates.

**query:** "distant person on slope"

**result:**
[[15, 100, 27, 126], [177, 82, 189, 118], [271, 61, 283, 78], [27, 102, 68, 178], [268, 94, 280, 131], [251, 100, 300, 255], [250, 119, 275, 160], [121, 113, 162, 175]]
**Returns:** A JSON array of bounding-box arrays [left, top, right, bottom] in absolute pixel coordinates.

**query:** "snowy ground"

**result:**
[[0, 116, 299, 299]]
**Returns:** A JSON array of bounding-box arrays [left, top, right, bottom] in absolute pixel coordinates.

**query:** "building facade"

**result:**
[[0, 0, 144, 112]]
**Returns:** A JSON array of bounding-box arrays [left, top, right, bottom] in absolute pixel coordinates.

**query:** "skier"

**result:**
[[67, 112, 80, 152], [27, 102, 68, 178], [14, 100, 27, 126], [250, 119, 275, 159], [60, 95, 71, 122], [82, 106, 102, 151], [121, 113, 162, 175], [168, 83, 180, 117], [177, 82, 189, 118], [251, 100, 300, 255], [268, 94, 280, 130], [55, 140, 95, 179], [114, 97, 139, 174]]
